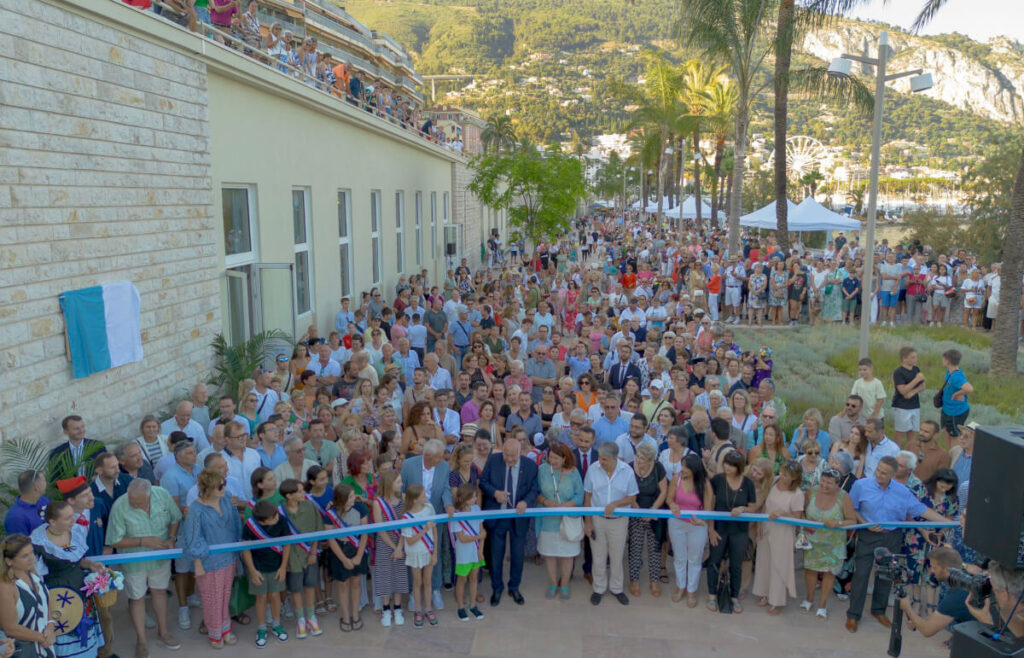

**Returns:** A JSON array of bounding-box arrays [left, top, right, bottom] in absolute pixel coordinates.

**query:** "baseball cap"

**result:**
[[331, 398, 349, 409]]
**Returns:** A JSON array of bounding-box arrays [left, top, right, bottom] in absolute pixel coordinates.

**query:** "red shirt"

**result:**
[[123, 0, 152, 7]]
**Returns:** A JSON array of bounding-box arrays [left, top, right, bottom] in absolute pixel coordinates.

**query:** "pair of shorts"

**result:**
[[454, 559, 485, 578], [891, 407, 921, 433], [880, 291, 899, 307], [940, 410, 968, 437], [724, 287, 742, 307], [124, 561, 172, 600], [841, 297, 858, 312], [249, 570, 287, 596], [286, 563, 318, 593]]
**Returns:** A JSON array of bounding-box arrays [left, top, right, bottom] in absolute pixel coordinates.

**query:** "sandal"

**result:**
[[413, 612, 424, 628], [559, 586, 571, 600], [766, 605, 782, 616], [231, 613, 251, 626], [326, 598, 338, 612], [338, 619, 351, 633], [687, 593, 698, 608], [756, 597, 769, 607], [629, 582, 641, 597], [545, 585, 558, 599], [351, 617, 364, 631], [659, 574, 670, 584], [706, 598, 718, 612], [425, 611, 438, 626], [649, 582, 661, 598], [199, 622, 208, 635], [731, 598, 743, 614], [816, 608, 828, 620], [671, 589, 684, 603], [799, 600, 813, 614]]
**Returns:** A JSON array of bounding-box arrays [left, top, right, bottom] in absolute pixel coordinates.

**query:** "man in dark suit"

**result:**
[[400, 439, 454, 610], [571, 426, 599, 583], [479, 437, 538, 606], [607, 344, 641, 391], [47, 415, 106, 484]]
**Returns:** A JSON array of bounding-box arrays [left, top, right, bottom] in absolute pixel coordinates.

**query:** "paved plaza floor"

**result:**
[[101, 565, 949, 657]]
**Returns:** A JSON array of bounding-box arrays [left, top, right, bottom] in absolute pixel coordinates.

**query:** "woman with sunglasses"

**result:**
[[751, 461, 805, 615], [800, 467, 856, 619], [795, 440, 826, 490], [533, 386, 562, 433], [181, 470, 243, 648]]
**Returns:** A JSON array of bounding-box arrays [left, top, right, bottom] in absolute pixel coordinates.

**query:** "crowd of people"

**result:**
[[120, 0, 462, 150], [2, 216, 1022, 658]]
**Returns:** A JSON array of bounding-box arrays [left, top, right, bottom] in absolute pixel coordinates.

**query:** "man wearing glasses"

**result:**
[[828, 395, 864, 444], [748, 408, 786, 449], [222, 420, 261, 498]]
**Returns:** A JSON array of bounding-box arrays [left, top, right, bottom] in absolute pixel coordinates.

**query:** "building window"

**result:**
[[223, 186, 256, 264], [430, 192, 437, 259], [338, 190, 353, 297], [292, 188, 313, 315], [371, 190, 382, 285], [395, 191, 405, 274], [443, 191, 450, 224], [414, 192, 423, 266]]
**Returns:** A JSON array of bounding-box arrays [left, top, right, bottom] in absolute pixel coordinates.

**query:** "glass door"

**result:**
[[225, 268, 251, 347], [251, 262, 297, 342]]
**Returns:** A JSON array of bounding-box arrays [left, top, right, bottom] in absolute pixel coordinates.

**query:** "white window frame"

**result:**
[[414, 191, 423, 266], [430, 191, 437, 259], [395, 190, 405, 274], [443, 191, 450, 225], [337, 189, 353, 297], [370, 190, 383, 285], [223, 185, 258, 268], [292, 187, 314, 316]]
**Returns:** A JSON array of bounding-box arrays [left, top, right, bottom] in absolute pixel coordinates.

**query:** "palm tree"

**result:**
[[676, 0, 776, 256], [699, 77, 738, 225], [773, 0, 797, 252], [680, 60, 724, 228], [482, 115, 518, 154], [625, 51, 685, 223]]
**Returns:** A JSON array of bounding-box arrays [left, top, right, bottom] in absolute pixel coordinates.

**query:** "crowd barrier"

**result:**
[[93, 507, 958, 566]]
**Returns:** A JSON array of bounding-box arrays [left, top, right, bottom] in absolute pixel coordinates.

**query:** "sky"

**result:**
[[848, 0, 1024, 44]]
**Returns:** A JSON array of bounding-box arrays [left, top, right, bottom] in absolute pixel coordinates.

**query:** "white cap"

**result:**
[[331, 398, 349, 409], [533, 432, 546, 447]]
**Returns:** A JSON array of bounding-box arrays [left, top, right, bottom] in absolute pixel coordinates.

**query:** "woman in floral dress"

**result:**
[[747, 263, 767, 326], [904, 468, 958, 615], [822, 261, 844, 322], [801, 470, 856, 619]]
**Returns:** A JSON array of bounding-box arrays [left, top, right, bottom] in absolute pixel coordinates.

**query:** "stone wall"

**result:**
[[0, 0, 219, 446]]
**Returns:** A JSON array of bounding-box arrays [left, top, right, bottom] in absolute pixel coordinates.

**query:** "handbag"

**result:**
[[794, 529, 812, 550], [915, 293, 928, 303], [716, 569, 733, 614], [933, 371, 951, 409], [551, 470, 584, 542]]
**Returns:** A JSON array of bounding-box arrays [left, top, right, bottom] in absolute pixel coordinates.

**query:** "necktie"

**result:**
[[581, 452, 588, 475], [505, 465, 514, 508]]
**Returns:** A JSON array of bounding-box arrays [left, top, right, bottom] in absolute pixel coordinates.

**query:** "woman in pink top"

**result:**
[[666, 453, 713, 606]]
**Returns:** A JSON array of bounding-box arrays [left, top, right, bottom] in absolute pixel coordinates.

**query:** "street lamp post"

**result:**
[[828, 31, 933, 359]]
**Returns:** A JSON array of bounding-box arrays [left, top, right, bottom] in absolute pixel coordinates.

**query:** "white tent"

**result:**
[[789, 198, 862, 232], [739, 199, 799, 229]]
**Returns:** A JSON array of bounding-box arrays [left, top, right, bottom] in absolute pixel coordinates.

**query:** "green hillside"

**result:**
[[344, 0, 1005, 164]]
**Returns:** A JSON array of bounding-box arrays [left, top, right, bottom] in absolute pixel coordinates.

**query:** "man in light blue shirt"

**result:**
[[592, 395, 630, 446], [161, 401, 209, 453], [614, 414, 658, 464], [863, 418, 900, 478], [846, 456, 948, 632], [335, 297, 355, 333], [566, 342, 591, 381], [255, 422, 287, 470], [160, 441, 201, 511]]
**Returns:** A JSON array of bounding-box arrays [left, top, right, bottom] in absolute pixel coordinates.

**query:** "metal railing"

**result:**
[[137, 0, 459, 152]]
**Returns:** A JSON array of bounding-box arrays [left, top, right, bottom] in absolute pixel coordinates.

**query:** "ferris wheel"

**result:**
[[768, 135, 827, 178]]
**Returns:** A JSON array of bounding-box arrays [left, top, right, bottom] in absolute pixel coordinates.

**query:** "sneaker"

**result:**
[[187, 593, 202, 608], [432, 590, 445, 610], [457, 608, 469, 622], [145, 614, 157, 630], [308, 617, 323, 637], [469, 607, 485, 620], [392, 608, 405, 626], [296, 618, 307, 640], [271, 625, 289, 642], [255, 629, 267, 649], [282, 599, 295, 620], [381, 610, 393, 628], [157, 633, 181, 651], [177, 607, 191, 631]]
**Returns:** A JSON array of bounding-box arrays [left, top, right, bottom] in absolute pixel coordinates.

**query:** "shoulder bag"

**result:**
[[551, 470, 584, 542], [932, 371, 951, 409]]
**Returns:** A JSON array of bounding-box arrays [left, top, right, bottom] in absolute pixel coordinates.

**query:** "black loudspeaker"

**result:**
[[445, 243, 457, 256], [951, 621, 1024, 658], [965, 426, 1024, 567]]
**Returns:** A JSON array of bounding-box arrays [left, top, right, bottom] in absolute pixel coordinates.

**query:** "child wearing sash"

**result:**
[[324, 483, 369, 632], [452, 483, 486, 622], [372, 470, 409, 627], [241, 500, 291, 648], [305, 466, 335, 615], [279, 479, 324, 640], [401, 483, 437, 627]]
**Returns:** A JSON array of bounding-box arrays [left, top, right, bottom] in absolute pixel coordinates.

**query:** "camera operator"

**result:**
[[897, 546, 974, 637], [846, 456, 951, 633], [966, 561, 1024, 638]]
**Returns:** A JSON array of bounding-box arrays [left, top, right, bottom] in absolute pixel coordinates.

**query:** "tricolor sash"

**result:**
[[243, 517, 282, 554], [323, 506, 360, 550], [450, 518, 481, 551], [377, 498, 401, 541], [277, 505, 313, 554], [403, 512, 435, 554]]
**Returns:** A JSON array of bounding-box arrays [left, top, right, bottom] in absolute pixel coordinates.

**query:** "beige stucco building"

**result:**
[[0, 0, 467, 446]]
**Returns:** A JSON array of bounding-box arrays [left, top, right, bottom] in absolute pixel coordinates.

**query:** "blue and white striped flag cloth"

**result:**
[[59, 281, 144, 379]]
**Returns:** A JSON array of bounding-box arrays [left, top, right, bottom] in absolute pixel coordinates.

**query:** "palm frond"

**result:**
[[786, 66, 874, 116], [910, 0, 948, 33], [209, 330, 293, 399], [0, 438, 51, 482]]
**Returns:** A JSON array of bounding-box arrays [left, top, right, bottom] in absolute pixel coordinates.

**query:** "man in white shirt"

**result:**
[[583, 441, 638, 606], [618, 298, 646, 328], [614, 414, 658, 464], [161, 401, 209, 453], [251, 370, 280, 424], [863, 418, 900, 477], [312, 343, 342, 387], [984, 262, 1001, 324], [221, 420, 261, 499], [207, 396, 248, 437], [423, 353, 453, 391], [724, 257, 747, 325], [433, 389, 461, 446]]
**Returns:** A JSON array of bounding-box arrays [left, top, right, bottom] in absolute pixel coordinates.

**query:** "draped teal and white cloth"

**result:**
[[59, 281, 143, 379]]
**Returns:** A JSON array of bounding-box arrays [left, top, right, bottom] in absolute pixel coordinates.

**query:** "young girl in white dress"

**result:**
[[401, 484, 436, 628]]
